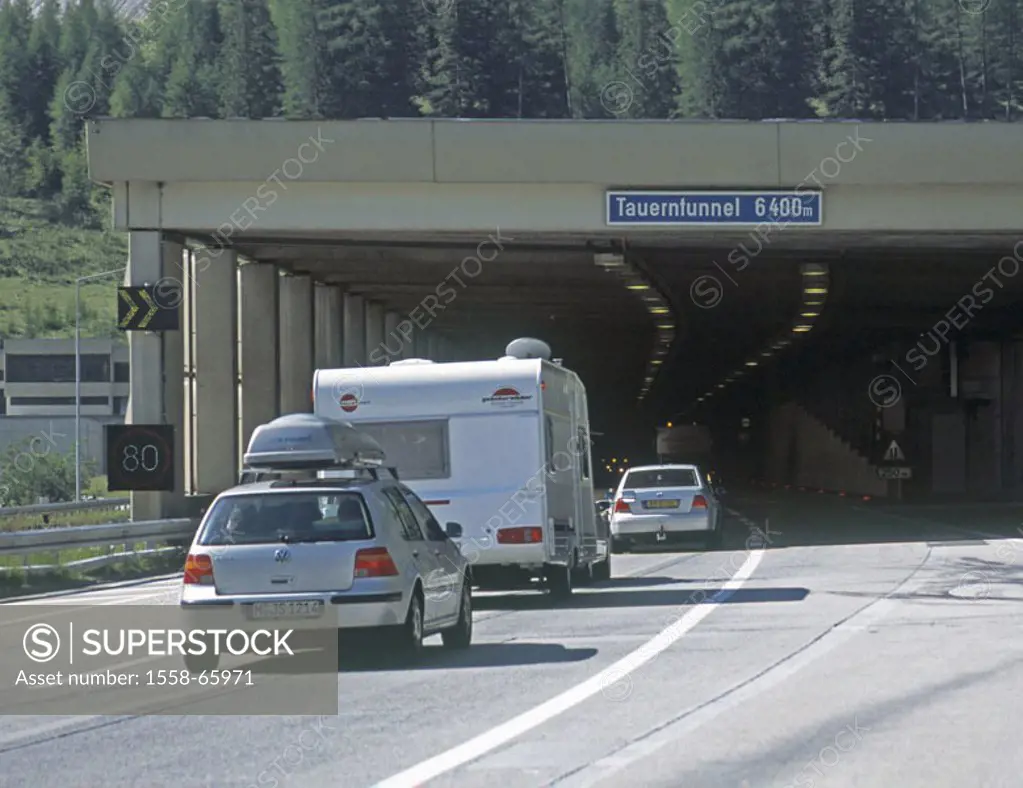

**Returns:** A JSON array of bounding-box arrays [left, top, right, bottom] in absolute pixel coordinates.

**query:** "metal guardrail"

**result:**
[[0, 518, 194, 557], [0, 498, 130, 517]]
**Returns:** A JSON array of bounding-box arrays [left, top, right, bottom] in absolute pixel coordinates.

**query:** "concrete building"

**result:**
[[0, 338, 128, 472]]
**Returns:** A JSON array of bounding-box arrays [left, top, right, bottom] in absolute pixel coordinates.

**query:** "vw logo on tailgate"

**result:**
[[274, 549, 291, 563]]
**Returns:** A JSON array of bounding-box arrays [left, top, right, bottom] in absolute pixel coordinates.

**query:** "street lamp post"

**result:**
[[75, 268, 126, 501]]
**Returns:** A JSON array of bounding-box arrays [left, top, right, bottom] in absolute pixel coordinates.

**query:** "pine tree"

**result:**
[[318, 0, 424, 118], [270, 0, 331, 117], [519, 0, 571, 117], [563, 0, 617, 117], [25, 0, 61, 141], [0, 0, 33, 129], [611, 0, 676, 118], [217, 0, 282, 118], [161, 0, 222, 117], [424, 0, 529, 117]]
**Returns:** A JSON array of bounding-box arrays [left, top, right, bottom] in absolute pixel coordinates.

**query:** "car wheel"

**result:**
[[546, 562, 573, 599], [441, 581, 473, 650], [592, 554, 612, 582], [397, 591, 425, 655]]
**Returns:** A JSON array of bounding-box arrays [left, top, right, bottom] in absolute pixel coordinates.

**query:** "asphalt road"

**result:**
[[2, 491, 1022, 787]]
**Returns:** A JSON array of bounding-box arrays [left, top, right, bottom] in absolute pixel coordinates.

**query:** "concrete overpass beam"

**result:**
[[342, 293, 366, 366], [239, 263, 279, 458], [191, 246, 239, 495], [365, 301, 386, 365], [314, 283, 343, 369], [278, 274, 314, 413]]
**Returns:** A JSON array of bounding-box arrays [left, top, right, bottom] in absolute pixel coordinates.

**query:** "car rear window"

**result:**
[[197, 492, 373, 545], [623, 469, 699, 489]]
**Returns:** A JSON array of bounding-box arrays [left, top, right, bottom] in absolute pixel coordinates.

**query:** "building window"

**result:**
[[113, 396, 128, 415], [114, 362, 129, 383], [5, 354, 111, 383], [9, 396, 109, 406]]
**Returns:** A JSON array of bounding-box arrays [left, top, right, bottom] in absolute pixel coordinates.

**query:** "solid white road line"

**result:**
[[370, 547, 765, 788]]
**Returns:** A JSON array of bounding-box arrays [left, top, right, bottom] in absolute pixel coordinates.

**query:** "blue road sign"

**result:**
[[606, 190, 823, 227]]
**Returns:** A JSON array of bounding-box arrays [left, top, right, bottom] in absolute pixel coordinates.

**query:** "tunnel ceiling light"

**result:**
[[717, 383, 726, 389], [651, 359, 662, 365], [627, 284, 650, 291], [649, 307, 670, 315], [657, 323, 674, 330], [793, 325, 812, 333], [804, 287, 827, 295], [745, 360, 758, 367], [761, 350, 773, 357], [804, 300, 825, 307], [801, 311, 820, 318]]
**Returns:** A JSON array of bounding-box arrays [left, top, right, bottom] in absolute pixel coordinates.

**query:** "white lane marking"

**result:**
[[371, 548, 765, 788]]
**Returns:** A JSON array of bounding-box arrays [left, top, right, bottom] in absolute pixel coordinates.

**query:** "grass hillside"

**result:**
[[0, 197, 127, 339]]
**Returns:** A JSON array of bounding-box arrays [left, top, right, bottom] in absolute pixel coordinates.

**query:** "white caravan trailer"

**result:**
[[312, 338, 609, 596]]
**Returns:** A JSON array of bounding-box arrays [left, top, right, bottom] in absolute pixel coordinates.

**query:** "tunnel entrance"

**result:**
[[228, 229, 1023, 502]]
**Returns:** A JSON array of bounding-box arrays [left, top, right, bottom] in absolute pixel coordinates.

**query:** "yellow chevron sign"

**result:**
[[117, 286, 180, 332], [118, 289, 138, 328], [136, 287, 158, 329]]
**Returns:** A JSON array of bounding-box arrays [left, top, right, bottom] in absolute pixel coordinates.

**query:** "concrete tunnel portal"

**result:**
[[83, 118, 1023, 518]]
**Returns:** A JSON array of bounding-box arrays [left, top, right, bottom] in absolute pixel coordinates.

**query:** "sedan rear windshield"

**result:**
[[624, 469, 699, 489], [197, 492, 373, 545]]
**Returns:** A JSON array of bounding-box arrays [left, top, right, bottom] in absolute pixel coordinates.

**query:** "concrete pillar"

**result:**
[[343, 293, 366, 366], [239, 263, 279, 459], [383, 311, 405, 362], [314, 283, 343, 370], [365, 301, 385, 365], [161, 238, 186, 518], [191, 247, 239, 495], [413, 331, 431, 360], [278, 274, 314, 413], [124, 232, 169, 521]]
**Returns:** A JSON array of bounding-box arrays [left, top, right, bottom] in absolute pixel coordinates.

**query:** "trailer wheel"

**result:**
[[545, 563, 573, 599]]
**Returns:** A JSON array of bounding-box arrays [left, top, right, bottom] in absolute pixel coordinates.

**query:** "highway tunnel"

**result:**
[[228, 230, 1023, 505], [82, 118, 1023, 519]]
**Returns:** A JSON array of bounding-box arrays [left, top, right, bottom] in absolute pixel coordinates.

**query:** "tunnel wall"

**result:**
[[766, 401, 887, 497]]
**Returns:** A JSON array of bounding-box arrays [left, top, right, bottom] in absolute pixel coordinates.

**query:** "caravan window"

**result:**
[[577, 427, 590, 479], [354, 420, 450, 480], [544, 416, 554, 467]]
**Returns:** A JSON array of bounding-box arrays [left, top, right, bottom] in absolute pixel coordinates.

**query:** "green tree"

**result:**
[[161, 0, 222, 117], [26, 0, 63, 141], [611, 0, 676, 118], [217, 0, 282, 118], [0, 438, 94, 507], [270, 0, 332, 117], [563, 0, 617, 117], [318, 0, 425, 118]]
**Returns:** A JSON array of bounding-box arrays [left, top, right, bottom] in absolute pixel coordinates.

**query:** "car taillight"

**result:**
[[354, 547, 399, 578], [692, 495, 708, 509], [614, 498, 631, 513], [497, 527, 543, 544], [183, 554, 214, 585]]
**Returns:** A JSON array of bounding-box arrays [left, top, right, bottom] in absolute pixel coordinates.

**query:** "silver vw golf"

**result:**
[[179, 415, 473, 671]]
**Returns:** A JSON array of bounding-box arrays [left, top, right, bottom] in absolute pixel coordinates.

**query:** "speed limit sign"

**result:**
[[105, 424, 175, 491]]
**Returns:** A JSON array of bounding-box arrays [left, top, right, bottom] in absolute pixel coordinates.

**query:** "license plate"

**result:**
[[644, 499, 679, 509], [248, 601, 324, 620]]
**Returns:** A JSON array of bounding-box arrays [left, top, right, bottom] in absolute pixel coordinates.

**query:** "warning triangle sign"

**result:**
[[883, 439, 905, 462]]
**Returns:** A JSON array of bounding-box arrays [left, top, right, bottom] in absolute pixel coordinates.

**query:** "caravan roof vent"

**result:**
[[505, 337, 552, 361], [389, 358, 435, 366], [243, 413, 386, 471]]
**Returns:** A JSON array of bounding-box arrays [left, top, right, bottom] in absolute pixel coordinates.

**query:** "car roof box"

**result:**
[[243, 413, 386, 471]]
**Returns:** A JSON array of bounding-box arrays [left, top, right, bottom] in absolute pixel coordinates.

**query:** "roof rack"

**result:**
[[241, 413, 390, 478]]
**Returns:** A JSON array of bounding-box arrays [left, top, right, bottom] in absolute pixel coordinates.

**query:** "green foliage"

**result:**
[[0, 437, 95, 507]]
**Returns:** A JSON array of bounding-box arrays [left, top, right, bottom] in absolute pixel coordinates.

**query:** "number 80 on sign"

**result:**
[[105, 424, 175, 492]]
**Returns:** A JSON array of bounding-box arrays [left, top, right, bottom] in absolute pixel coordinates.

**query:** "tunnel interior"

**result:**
[[224, 230, 1023, 501]]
